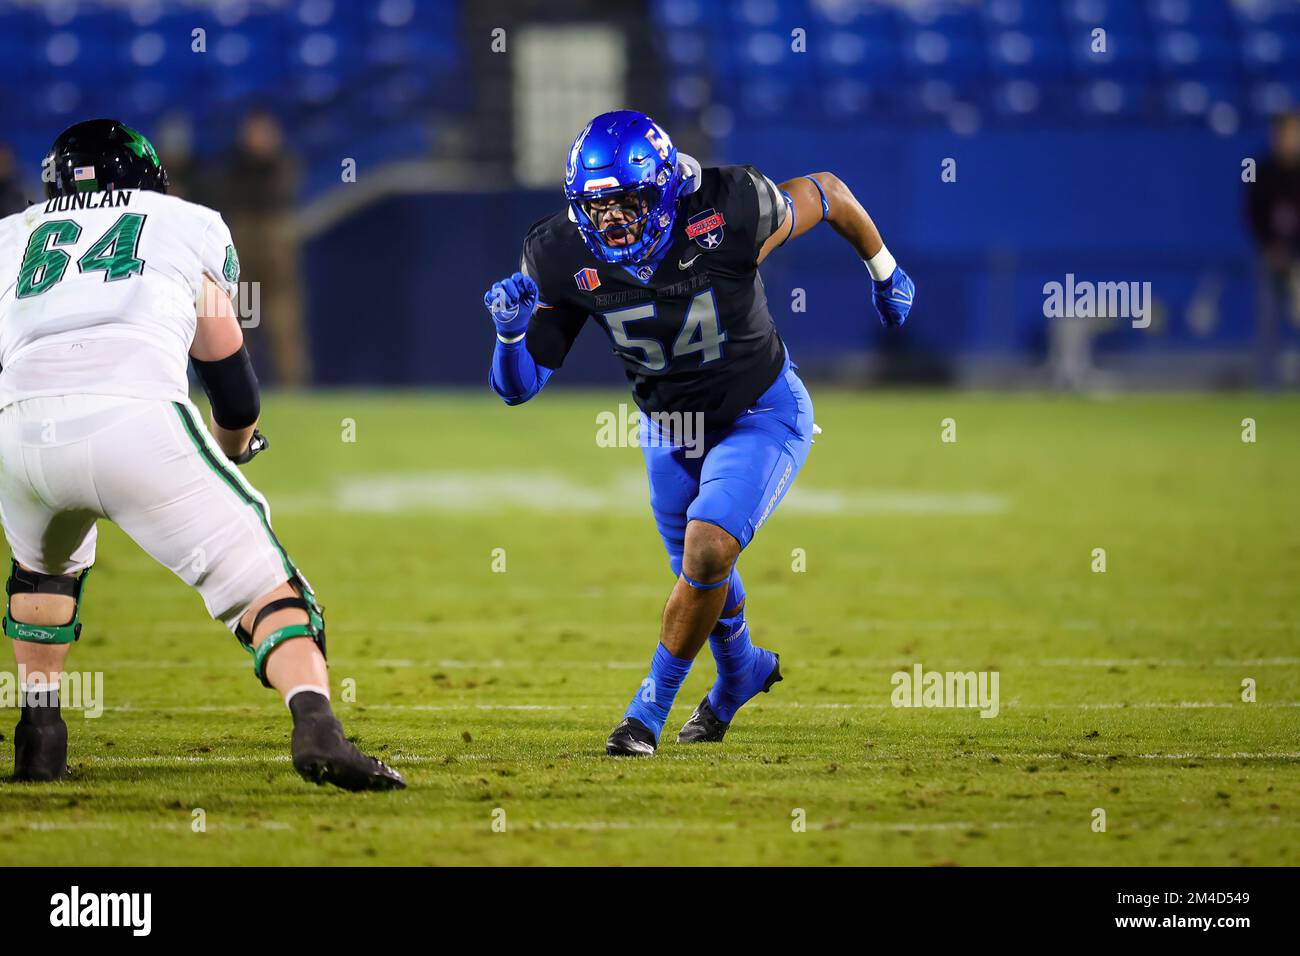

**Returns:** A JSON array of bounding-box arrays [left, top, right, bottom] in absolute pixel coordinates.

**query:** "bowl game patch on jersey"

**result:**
[[686, 208, 725, 249], [574, 267, 601, 291]]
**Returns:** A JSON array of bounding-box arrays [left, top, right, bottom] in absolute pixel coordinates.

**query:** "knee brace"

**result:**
[[235, 571, 326, 688], [3, 561, 90, 645]]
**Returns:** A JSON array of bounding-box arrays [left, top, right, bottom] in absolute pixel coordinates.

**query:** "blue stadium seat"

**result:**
[[1249, 77, 1300, 116], [1076, 78, 1156, 118], [1164, 78, 1244, 117], [1242, 27, 1300, 76], [982, 0, 1065, 28], [902, 28, 988, 80], [3, 0, 1298, 197], [661, 29, 711, 69], [815, 28, 904, 82], [821, 77, 878, 119], [1069, 30, 1157, 77], [989, 30, 1071, 79], [648, 0, 1300, 133], [1154, 28, 1242, 75], [1061, 0, 1150, 31], [1147, 0, 1234, 28]]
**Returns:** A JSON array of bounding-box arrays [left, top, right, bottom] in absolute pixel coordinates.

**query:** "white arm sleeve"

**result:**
[[197, 214, 240, 302]]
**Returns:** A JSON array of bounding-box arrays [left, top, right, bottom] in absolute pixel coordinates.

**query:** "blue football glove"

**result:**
[[872, 265, 914, 328], [484, 271, 539, 338]]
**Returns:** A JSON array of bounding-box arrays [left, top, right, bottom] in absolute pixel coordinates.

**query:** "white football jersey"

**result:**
[[0, 189, 239, 408]]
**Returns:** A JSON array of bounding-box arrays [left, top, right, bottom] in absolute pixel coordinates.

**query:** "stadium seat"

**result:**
[[3, 0, 1299, 197]]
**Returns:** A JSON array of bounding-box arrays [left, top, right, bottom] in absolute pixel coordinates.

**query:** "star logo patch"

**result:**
[[685, 208, 725, 250]]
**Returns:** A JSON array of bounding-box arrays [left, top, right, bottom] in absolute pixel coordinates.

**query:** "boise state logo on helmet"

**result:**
[[565, 122, 591, 191], [563, 110, 688, 266]]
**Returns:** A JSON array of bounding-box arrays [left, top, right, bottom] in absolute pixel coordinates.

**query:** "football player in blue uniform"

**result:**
[[484, 110, 913, 755]]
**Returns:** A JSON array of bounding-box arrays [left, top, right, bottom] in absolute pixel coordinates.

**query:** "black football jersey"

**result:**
[[521, 164, 788, 432]]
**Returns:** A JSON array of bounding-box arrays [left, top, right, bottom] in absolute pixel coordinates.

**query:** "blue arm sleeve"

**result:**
[[489, 336, 554, 406]]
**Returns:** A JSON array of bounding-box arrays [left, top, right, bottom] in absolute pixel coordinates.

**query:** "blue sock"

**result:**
[[707, 570, 774, 723], [624, 642, 693, 739]]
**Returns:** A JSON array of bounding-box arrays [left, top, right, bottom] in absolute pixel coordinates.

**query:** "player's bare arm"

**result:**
[[758, 171, 915, 328], [758, 172, 882, 263]]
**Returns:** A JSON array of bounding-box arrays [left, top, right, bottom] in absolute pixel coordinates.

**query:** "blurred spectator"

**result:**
[[154, 113, 208, 205], [1048, 314, 1116, 393], [0, 145, 30, 217], [211, 109, 310, 387], [1246, 111, 1300, 387]]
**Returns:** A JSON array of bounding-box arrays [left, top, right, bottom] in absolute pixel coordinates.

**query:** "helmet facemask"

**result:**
[[570, 176, 677, 265], [579, 184, 659, 250]]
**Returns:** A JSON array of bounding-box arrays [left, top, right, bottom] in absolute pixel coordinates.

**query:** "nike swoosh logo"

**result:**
[[679, 254, 702, 270]]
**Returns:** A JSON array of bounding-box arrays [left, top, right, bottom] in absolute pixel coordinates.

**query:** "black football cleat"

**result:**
[[676, 696, 729, 744], [605, 717, 657, 756], [289, 693, 405, 791], [291, 716, 406, 791], [678, 655, 782, 744], [13, 715, 71, 782]]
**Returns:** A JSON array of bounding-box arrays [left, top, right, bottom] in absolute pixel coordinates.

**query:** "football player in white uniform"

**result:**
[[0, 119, 403, 790]]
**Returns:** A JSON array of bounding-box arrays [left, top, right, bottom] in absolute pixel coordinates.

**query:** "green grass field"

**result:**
[[0, 389, 1297, 866]]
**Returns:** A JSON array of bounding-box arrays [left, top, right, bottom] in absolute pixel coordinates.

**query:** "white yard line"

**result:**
[[72, 753, 467, 766], [269, 472, 1014, 518], [72, 654, 1300, 671], [22, 821, 292, 832], [89, 699, 1300, 715], [0, 819, 1028, 835], [1039, 657, 1300, 667], [14, 816, 1300, 837], [43, 747, 1300, 769]]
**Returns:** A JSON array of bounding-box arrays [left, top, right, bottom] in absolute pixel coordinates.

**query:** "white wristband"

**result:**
[[864, 244, 897, 282], [497, 332, 526, 344]]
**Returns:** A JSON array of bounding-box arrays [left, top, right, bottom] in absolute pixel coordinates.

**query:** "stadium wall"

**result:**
[[304, 127, 1287, 388]]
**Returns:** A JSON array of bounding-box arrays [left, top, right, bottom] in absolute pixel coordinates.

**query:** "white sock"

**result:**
[[283, 684, 330, 709]]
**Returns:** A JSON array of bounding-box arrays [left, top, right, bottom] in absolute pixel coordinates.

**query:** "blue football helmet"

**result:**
[[564, 110, 687, 264]]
